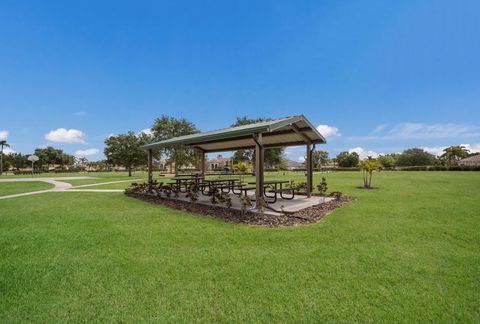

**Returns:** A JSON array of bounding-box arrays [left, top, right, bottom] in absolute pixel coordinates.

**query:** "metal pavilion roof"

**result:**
[[141, 115, 326, 152]]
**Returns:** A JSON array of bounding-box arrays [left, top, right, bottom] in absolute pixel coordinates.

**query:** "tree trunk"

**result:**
[[128, 167, 132, 177]]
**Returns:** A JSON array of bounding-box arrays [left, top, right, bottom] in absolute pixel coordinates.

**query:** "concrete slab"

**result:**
[[166, 192, 332, 216]]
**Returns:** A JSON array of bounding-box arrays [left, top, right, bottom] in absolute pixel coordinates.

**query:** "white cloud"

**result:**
[[422, 146, 447, 157], [316, 125, 341, 139], [422, 144, 480, 157], [350, 123, 480, 141], [0, 130, 8, 140], [74, 111, 87, 117], [460, 144, 480, 153], [45, 128, 86, 144], [388, 123, 480, 139], [372, 123, 388, 134], [349, 147, 383, 159], [74, 148, 99, 157], [138, 128, 153, 136], [3, 146, 15, 155], [297, 156, 305, 162]]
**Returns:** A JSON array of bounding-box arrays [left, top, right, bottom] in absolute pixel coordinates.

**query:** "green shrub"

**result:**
[[316, 177, 328, 196]]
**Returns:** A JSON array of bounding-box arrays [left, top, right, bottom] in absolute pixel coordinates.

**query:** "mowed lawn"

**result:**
[[0, 181, 54, 197], [0, 172, 479, 322]]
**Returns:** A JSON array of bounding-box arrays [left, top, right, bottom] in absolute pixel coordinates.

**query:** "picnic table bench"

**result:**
[[247, 180, 295, 203]]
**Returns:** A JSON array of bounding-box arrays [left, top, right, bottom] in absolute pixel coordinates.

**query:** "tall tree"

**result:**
[[230, 117, 285, 169], [396, 148, 438, 166], [377, 154, 397, 169], [0, 140, 10, 175], [150, 115, 199, 175], [8, 153, 28, 170], [104, 132, 146, 176], [34, 146, 74, 171], [441, 145, 470, 165], [312, 150, 329, 168], [336, 151, 360, 167]]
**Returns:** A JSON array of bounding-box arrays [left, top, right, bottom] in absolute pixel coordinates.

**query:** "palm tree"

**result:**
[[441, 145, 470, 165], [360, 157, 380, 189], [0, 140, 10, 175]]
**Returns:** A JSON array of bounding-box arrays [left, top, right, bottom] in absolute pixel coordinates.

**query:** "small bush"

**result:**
[[240, 195, 252, 215], [316, 177, 328, 196], [329, 191, 343, 200], [186, 189, 198, 202]]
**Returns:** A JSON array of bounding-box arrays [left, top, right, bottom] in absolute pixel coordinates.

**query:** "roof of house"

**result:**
[[208, 157, 231, 163], [142, 115, 326, 152], [286, 159, 304, 168], [460, 154, 480, 162]]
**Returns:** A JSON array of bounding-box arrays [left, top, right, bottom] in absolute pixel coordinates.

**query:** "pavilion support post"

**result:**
[[200, 150, 206, 178], [254, 133, 264, 209], [306, 144, 313, 198], [147, 149, 153, 183]]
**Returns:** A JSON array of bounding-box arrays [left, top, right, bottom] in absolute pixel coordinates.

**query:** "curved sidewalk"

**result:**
[[0, 177, 123, 200]]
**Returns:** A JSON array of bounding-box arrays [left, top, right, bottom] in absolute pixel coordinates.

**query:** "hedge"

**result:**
[[396, 165, 480, 171]]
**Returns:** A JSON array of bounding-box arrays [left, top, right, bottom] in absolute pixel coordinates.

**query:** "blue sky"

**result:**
[[1, 0, 479, 162]]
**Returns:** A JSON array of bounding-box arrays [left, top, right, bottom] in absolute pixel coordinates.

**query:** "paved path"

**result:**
[[0, 177, 125, 200], [72, 178, 139, 188], [66, 189, 124, 193]]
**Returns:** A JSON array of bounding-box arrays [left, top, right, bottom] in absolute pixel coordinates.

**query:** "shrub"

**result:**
[[329, 191, 343, 200], [224, 195, 232, 209], [240, 195, 252, 215], [209, 186, 219, 204], [290, 181, 307, 192], [316, 177, 328, 196], [186, 188, 198, 202]]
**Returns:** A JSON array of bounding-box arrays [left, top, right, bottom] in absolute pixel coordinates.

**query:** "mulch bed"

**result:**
[[126, 192, 355, 227]]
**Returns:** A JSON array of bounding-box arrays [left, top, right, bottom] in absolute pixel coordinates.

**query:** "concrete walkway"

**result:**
[[66, 189, 124, 193], [72, 178, 139, 188], [0, 177, 125, 200]]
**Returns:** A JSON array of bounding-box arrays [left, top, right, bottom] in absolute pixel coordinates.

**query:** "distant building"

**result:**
[[208, 155, 231, 170], [458, 154, 480, 166], [158, 160, 196, 173], [158, 160, 169, 171], [285, 159, 304, 170]]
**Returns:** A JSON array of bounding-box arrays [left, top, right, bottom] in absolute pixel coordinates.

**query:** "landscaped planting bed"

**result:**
[[125, 189, 354, 227]]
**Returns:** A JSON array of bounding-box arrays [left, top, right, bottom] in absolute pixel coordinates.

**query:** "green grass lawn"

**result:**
[[1, 172, 479, 322], [0, 181, 54, 197]]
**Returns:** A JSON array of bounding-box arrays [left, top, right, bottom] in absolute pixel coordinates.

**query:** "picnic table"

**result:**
[[201, 178, 240, 195], [247, 180, 294, 203], [170, 176, 203, 192]]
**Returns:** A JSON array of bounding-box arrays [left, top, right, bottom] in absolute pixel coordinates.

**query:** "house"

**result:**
[[285, 159, 304, 170], [158, 160, 169, 171], [158, 160, 196, 173], [458, 154, 480, 166], [208, 155, 231, 171]]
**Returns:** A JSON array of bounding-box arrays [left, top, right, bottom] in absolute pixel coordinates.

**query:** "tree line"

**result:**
[[332, 146, 473, 168], [0, 115, 475, 176], [1, 147, 78, 173]]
